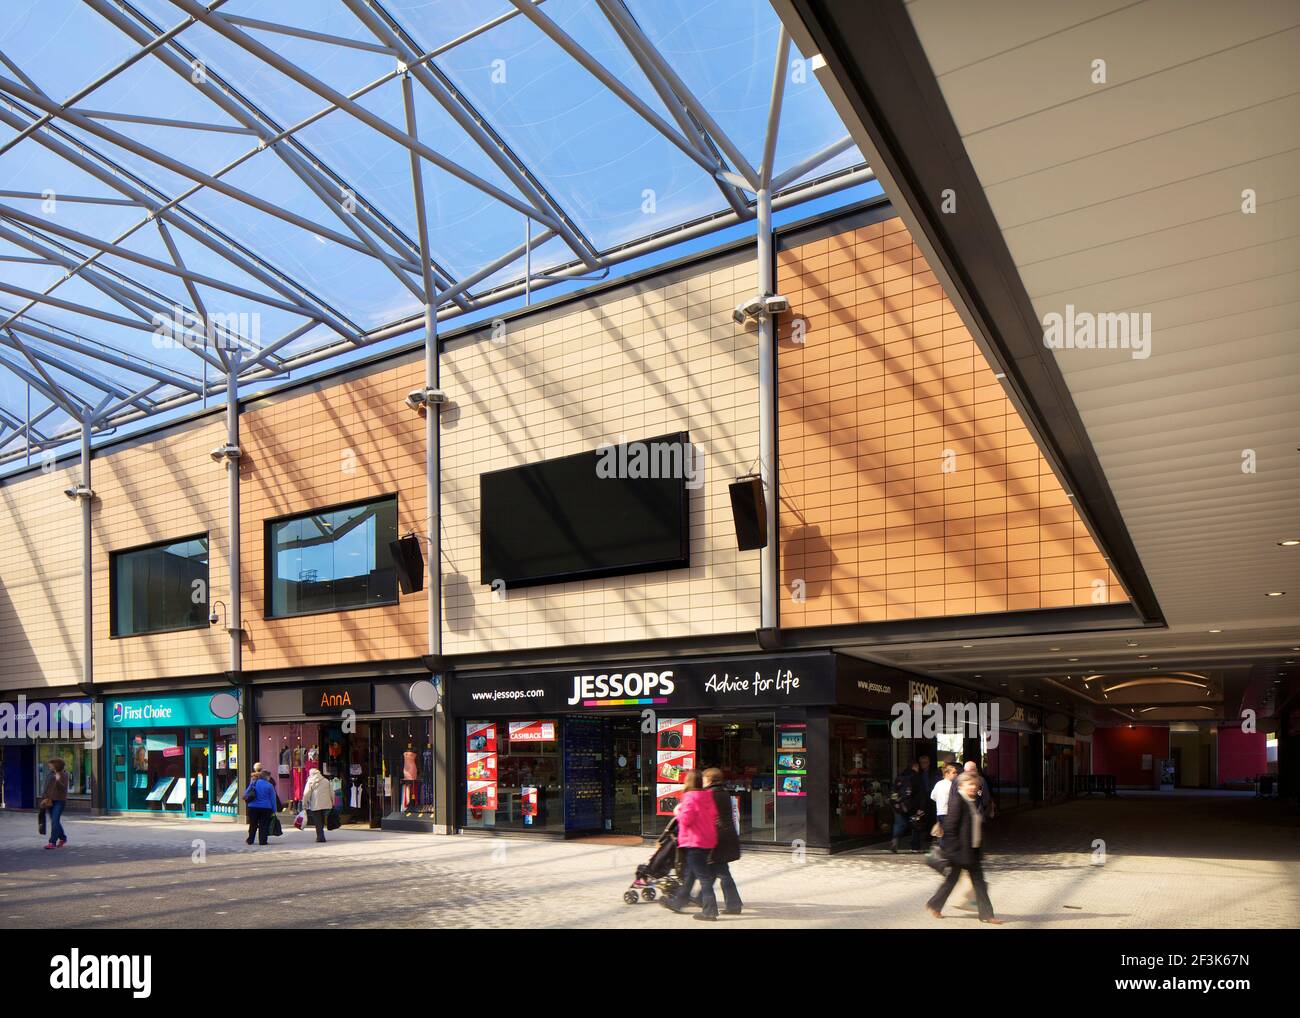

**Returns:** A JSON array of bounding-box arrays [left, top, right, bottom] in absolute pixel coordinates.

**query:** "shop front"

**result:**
[[1043, 716, 1076, 803], [253, 679, 441, 833], [103, 690, 241, 818], [449, 651, 918, 852], [887, 677, 985, 776], [983, 699, 1042, 811], [0, 696, 97, 812]]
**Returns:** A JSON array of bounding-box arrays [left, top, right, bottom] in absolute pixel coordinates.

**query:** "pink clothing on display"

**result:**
[[291, 767, 306, 801], [403, 751, 418, 781]]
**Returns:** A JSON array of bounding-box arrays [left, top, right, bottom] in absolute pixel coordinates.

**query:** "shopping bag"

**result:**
[[268, 814, 284, 837], [38, 808, 46, 837], [293, 811, 306, 831], [325, 810, 340, 831], [924, 844, 949, 873]]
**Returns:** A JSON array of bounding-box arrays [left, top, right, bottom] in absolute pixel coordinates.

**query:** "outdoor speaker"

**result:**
[[389, 534, 425, 594], [728, 476, 767, 550]]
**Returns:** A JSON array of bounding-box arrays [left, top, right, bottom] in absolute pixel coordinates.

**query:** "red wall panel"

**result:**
[[1091, 726, 1169, 787], [1217, 725, 1267, 784]]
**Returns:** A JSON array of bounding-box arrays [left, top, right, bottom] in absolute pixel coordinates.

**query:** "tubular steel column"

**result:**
[[424, 310, 440, 663], [225, 357, 242, 675], [223, 356, 249, 818], [401, 69, 444, 829], [400, 73, 442, 667], [79, 417, 93, 689], [756, 188, 778, 632]]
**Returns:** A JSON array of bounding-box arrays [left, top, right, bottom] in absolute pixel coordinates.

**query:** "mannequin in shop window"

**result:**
[[402, 741, 417, 810]]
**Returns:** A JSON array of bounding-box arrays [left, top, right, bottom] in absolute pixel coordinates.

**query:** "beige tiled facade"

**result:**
[[0, 458, 84, 690], [92, 421, 230, 682], [0, 210, 1133, 695], [776, 215, 1128, 626], [440, 251, 762, 653], [237, 362, 429, 671]]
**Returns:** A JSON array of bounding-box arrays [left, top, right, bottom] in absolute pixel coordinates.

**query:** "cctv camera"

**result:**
[[209, 609, 220, 626], [406, 388, 450, 411], [763, 294, 790, 314], [733, 296, 764, 325]]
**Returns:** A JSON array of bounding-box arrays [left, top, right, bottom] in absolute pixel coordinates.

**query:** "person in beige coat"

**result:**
[[301, 763, 334, 843]]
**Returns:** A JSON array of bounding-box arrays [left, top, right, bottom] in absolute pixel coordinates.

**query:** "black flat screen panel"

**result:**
[[480, 432, 691, 589]]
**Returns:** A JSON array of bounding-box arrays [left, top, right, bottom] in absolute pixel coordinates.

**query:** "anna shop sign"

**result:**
[[301, 682, 373, 716]]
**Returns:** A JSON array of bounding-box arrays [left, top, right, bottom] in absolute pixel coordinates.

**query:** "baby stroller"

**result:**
[[623, 817, 683, 904]]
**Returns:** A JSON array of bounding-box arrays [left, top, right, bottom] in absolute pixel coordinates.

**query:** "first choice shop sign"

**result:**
[[112, 702, 174, 724], [454, 654, 836, 715]]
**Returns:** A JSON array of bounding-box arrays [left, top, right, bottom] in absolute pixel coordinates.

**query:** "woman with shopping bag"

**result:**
[[40, 758, 70, 849], [301, 763, 334, 843], [243, 768, 277, 846]]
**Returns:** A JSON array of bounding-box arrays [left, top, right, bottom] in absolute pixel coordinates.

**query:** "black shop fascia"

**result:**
[[448, 650, 917, 853]]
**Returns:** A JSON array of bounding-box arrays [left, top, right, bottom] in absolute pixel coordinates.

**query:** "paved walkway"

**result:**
[[1, 794, 1296, 928]]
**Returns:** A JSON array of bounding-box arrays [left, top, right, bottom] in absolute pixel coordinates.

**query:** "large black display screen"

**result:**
[[479, 433, 691, 589]]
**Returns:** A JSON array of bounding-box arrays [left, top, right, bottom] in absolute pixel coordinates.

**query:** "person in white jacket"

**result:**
[[301, 763, 334, 843], [930, 761, 958, 825]]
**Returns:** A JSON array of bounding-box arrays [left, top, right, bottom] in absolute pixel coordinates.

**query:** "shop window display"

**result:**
[[259, 722, 374, 823], [124, 730, 189, 812], [650, 715, 775, 841], [37, 743, 93, 800], [463, 719, 563, 832], [212, 729, 240, 816], [829, 716, 892, 839], [382, 717, 434, 824]]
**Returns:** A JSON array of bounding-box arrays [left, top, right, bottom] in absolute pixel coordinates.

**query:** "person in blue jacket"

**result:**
[[243, 766, 278, 846]]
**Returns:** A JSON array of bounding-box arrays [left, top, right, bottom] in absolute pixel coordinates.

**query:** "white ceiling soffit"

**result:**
[[900, 0, 1300, 642], [769, 0, 1299, 720]]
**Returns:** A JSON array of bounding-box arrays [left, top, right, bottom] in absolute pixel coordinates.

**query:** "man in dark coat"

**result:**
[[703, 768, 742, 915], [926, 772, 1003, 923], [916, 754, 938, 847]]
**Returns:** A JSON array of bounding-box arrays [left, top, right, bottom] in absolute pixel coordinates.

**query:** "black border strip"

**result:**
[[789, 0, 1164, 626]]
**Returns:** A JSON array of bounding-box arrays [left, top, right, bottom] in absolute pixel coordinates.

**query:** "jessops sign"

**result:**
[[451, 653, 838, 716]]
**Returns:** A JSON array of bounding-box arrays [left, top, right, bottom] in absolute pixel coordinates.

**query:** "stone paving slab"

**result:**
[[1, 794, 1296, 929]]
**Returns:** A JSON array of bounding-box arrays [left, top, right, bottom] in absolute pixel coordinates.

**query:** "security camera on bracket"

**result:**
[[732, 293, 789, 326], [405, 387, 450, 413]]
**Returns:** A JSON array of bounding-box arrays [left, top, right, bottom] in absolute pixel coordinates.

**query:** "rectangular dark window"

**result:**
[[110, 536, 209, 637], [266, 496, 398, 618]]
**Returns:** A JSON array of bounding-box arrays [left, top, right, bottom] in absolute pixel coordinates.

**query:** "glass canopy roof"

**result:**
[[0, 0, 869, 465]]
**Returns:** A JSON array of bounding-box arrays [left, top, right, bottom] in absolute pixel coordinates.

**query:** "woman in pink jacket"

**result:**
[[661, 770, 721, 920]]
